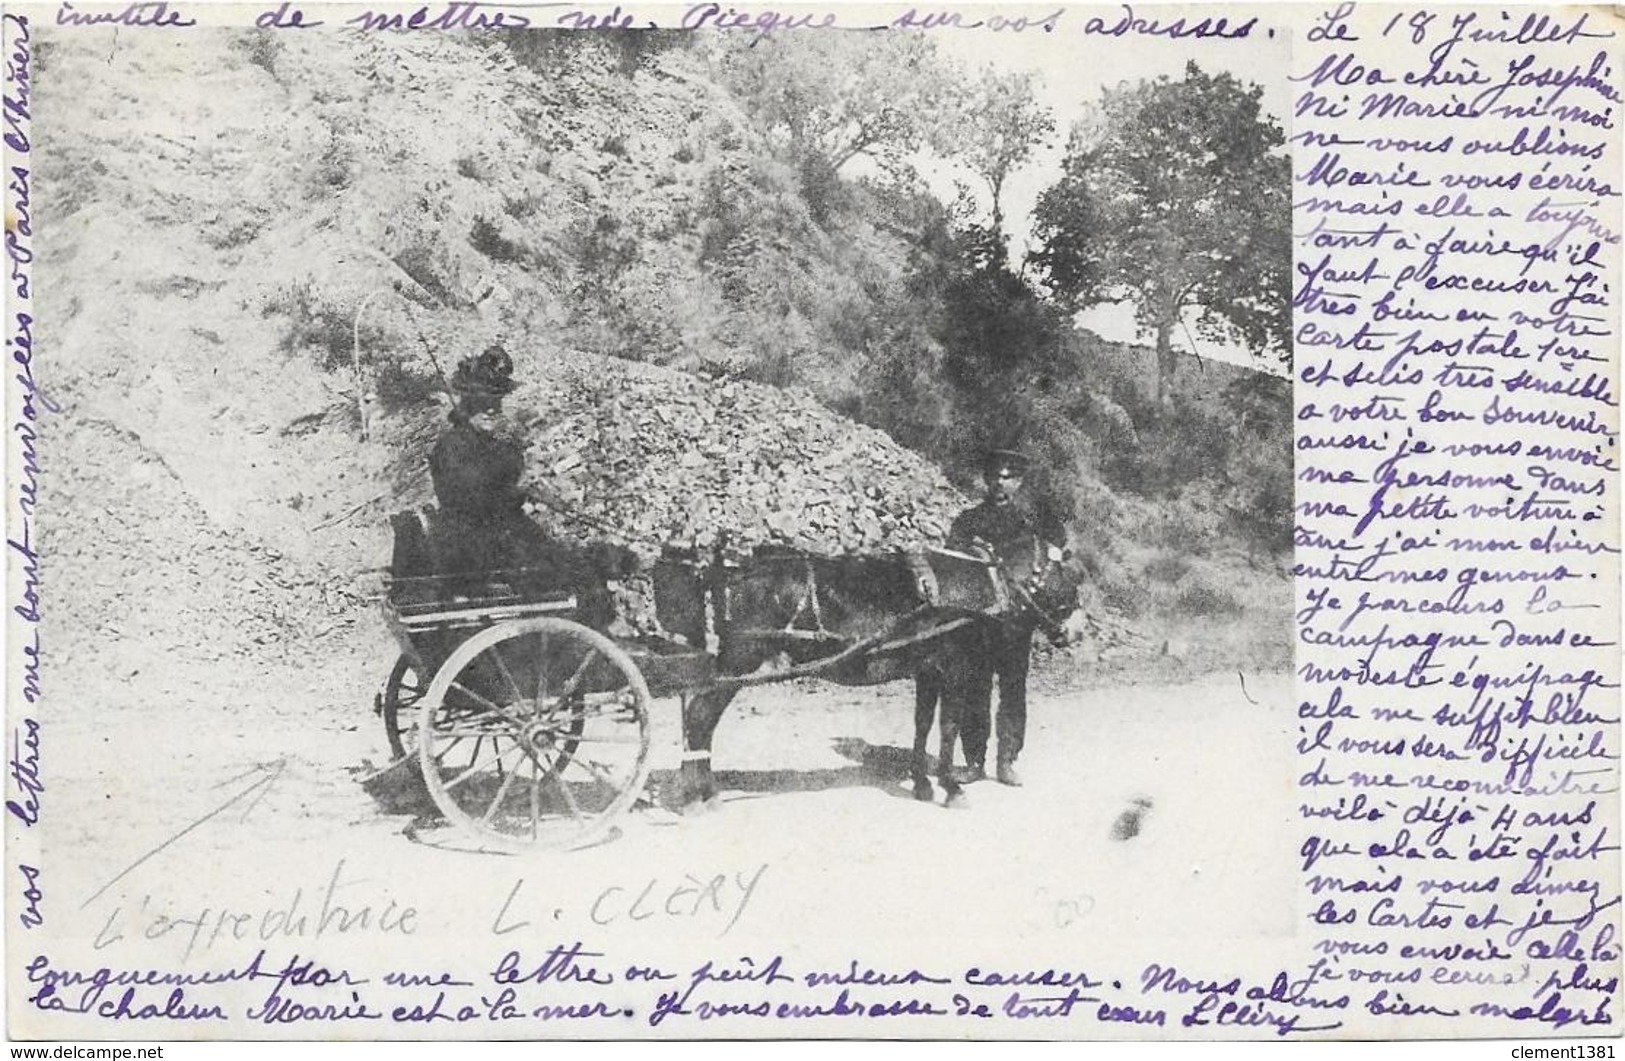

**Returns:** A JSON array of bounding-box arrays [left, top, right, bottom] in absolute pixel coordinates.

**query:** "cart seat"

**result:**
[[390, 507, 438, 583], [386, 505, 607, 620]]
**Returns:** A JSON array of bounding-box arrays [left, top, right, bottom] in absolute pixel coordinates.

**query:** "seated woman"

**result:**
[[428, 346, 619, 627]]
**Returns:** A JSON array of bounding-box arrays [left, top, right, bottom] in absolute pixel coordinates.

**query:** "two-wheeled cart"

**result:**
[[376, 536, 1054, 851]]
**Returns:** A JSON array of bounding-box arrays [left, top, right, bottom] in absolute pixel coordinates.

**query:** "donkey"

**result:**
[[651, 539, 1084, 811]]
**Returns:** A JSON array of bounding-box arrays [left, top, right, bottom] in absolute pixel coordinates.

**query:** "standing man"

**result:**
[[946, 448, 1067, 787]]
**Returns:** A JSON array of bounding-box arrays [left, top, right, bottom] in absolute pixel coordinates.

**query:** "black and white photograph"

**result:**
[[5, 3, 1419, 1040]]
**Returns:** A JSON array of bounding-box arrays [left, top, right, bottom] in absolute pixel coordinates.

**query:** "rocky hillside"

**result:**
[[34, 28, 1289, 681]]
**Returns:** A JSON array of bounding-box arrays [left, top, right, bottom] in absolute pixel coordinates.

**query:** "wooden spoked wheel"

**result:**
[[386, 652, 567, 763], [380, 655, 427, 760], [417, 618, 652, 850]]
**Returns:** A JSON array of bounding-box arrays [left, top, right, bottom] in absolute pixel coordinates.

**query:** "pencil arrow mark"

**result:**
[[80, 758, 288, 910]]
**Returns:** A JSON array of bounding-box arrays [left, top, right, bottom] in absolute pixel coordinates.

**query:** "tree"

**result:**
[[945, 67, 1054, 240], [1032, 63, 1290, 404], [708, 33, 959, 182]]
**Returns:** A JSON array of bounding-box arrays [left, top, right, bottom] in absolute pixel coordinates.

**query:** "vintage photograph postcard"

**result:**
[[3, 0, 1619, 1041]]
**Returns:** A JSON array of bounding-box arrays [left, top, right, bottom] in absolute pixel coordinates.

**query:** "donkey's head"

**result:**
[[989, 534, 1087, 647]]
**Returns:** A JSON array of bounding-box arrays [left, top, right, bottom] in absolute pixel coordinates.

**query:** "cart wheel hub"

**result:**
[[517, 721, 554, 752]]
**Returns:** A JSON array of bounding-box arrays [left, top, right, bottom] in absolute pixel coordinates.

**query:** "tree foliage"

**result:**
[[1032, 63, 1290, 403], [706, 32, 959, 181], [942, 67, 1054, 238]]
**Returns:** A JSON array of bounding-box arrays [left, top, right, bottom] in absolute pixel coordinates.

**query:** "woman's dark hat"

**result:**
[[451, 345, 517, 399], [983, 448, 1030, 476]]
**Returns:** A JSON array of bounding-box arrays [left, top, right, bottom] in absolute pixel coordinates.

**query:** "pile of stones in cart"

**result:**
[[513, 362, 967, 560], [393, 357, 1144, 656]]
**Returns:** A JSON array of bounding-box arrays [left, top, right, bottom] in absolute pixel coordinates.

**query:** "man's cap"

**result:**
[[983, 448, 1030, 475], [451, 344, 517, 399]]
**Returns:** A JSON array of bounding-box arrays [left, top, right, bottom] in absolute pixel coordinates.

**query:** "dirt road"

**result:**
[[39, 645, 1292, 963]]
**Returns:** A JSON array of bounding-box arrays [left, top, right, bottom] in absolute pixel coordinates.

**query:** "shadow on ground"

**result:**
[[673, 737, 931, 806], [357, 734, 940, 824]]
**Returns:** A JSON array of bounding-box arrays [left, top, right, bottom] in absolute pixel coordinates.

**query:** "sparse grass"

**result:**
[[1064, 511, 1290, 689], [1141, 550, 1191, 584], [262, 280, 437, 413], [47, 149, 105, 219], [202, 214, 266, 250], [390, 244, 454, 305], [470, 215, 526, 263], [502, 192, 540, 219], [306, 134, 355, 195], [1153, 500, 1218, 556], [236, 30, 282, 78], [494, 29, 575, 75], [263, 280, 355, 366], [135, 275, 223, 299], [1173, 578, 1243, 617], [371, 358, 442, 410], [1096, 568, 1149, 620]]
